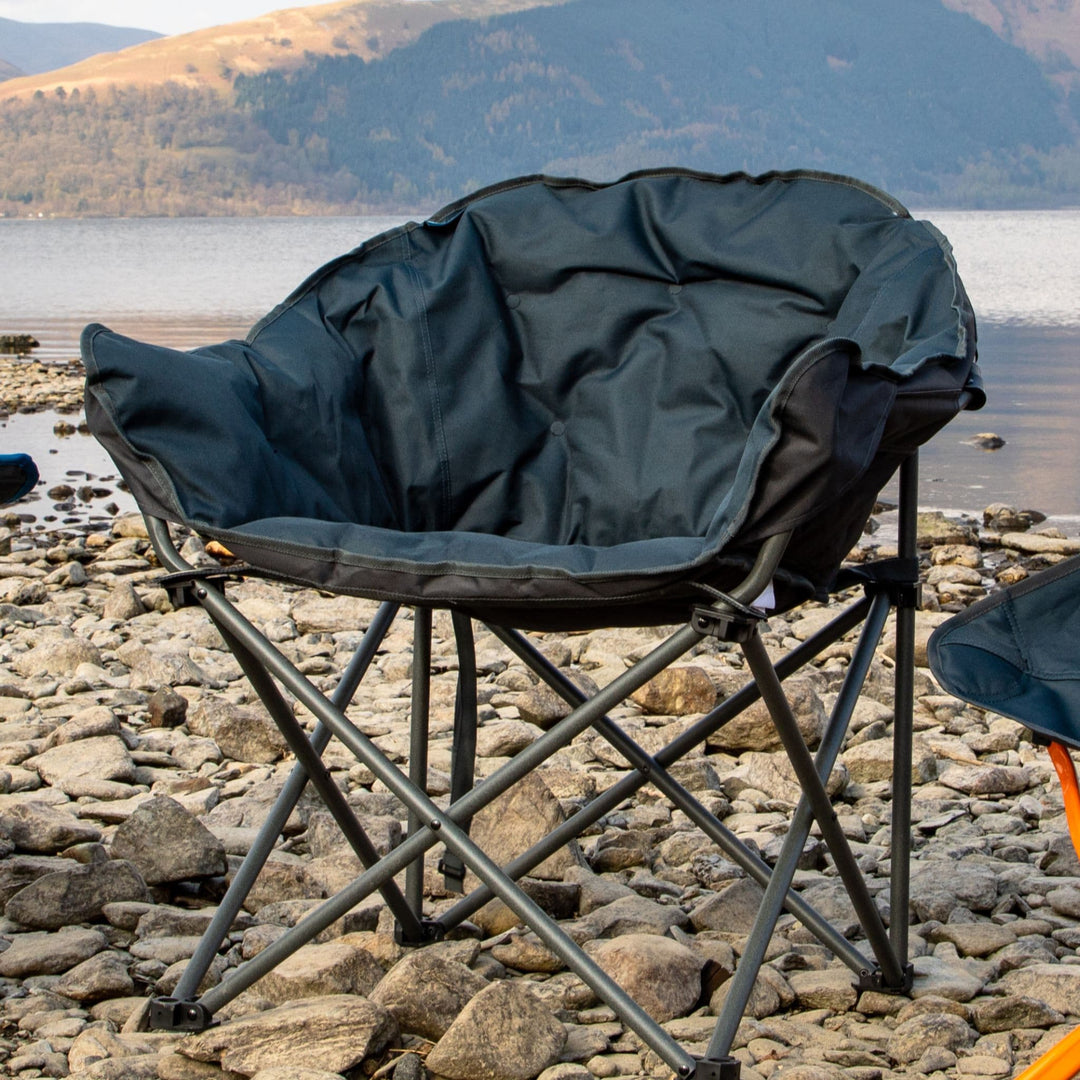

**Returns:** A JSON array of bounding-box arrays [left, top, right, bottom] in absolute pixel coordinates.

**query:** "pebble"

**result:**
[[0, 482, 1077, 1079]]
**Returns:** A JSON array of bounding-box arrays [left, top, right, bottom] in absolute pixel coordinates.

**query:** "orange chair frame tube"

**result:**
[[1015, 741, 1080, 1080]]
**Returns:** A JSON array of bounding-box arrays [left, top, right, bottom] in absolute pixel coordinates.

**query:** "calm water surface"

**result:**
[[2, 209, 1079, 521]]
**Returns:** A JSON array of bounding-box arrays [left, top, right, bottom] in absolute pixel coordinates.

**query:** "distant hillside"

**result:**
[[943, 0, 1080, 93], [0, 17, 160, 79], [0, 0, 568, 98], [235, 0, 1075, 203], [0, 57, 24, 81], [1, 0, 1078, 215]]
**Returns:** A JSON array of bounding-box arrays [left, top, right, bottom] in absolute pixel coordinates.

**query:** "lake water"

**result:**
[[2, 208, 1079, 526]]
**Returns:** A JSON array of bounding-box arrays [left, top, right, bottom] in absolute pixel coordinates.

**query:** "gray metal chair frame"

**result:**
[[142, 455, 923, 1080]]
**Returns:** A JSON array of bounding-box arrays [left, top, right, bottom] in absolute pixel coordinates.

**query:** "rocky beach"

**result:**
[[4, 356, 1080, 1080]]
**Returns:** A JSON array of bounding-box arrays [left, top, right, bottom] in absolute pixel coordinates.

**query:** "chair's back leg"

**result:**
[[890, 451, 919, 962], [168, 600, 403, 1005], [440, 611, 477, 892], [404, 607, 433, 922]]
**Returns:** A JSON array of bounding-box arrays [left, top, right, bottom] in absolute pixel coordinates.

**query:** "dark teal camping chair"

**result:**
[[82, 169, 982, 1079]]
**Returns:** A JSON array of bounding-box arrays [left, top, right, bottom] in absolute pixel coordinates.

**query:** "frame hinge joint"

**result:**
[[147, 997, 215, 1032], [687, 1056, 741, 1080], [394, 917, 447, 947], [856, 962, 914, 995]]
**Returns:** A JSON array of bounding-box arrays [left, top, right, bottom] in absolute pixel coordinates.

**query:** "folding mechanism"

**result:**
[[81, 169, 984, 1078]]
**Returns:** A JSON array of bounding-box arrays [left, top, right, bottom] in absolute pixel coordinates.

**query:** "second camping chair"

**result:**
[[930, 555, 1080, 1080]]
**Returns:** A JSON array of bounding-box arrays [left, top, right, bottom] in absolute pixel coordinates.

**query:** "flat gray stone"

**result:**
[[12, 635, 103, 678], [187, 699, 288, 765], [706, 676, 825, 752], [910, 861, 998, 921], [690, 877, 766, 936], [0, 927, 107, 977], [180, 995, 397, 1075], [588, 933, 703, 1022], [971, 994, 1064, 1034], [926, 921, 1017, 957], [710, 965, 793, 1020], [253, 941, 385, 1004], [887, 1011, 975, 1064], [425, 980, 566, 1080], [842, 736, 937, 784], [5, 859, 150, 929], [579, 892, 690, 938], [1001, 532, 1080, 556], [54, 949, 135, 1002], [28, 735, 135, 788], [911, 955, 987, 1002], [110, 796, 226, 884], [0, 800, 103, 853], [723, 751, 847, 805], [466, 772, 583, 885], [937, 764, 1033, 796], [997, 963, 1080, 1015], [787, 967, 859, 1011], [370, 948, 489, 1040]]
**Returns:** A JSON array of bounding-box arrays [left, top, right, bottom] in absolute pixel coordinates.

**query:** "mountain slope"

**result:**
[[0, 0, 569, 98], [236, 0, 1070, 199], [1, 0, 1076, 214], [0, 17, 160, 78], [942, 0, 1080, 91]]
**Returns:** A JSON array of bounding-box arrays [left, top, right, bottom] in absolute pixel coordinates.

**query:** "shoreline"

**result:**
[[3, 352, 1077, 545]]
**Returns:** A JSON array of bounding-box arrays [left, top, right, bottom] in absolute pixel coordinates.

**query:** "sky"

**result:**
[[0, 0, 423, 36]]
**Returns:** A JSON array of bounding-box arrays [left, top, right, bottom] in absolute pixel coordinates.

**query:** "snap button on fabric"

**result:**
[[506, 294, 521, 309], [550, 421, 565, 436]]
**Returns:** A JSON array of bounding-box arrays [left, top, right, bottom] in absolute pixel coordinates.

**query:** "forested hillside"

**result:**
[[2, 0, 1078, 216]]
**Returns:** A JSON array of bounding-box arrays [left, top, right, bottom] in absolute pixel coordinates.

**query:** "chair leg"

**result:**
[[742, 630, 904, 981], [890, 451, 919, 962], [705, 598, 903, 1058], [435, 599, 873, 938], [166, 602, 404, 1005], [404, 608, 432, 930], [440, 611, 477, 892]]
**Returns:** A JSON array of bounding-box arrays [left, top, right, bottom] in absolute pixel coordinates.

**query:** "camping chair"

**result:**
[[82, 168, 982, 1080], [0, 453, 38, 505], [930, 557, 1080, 1080]]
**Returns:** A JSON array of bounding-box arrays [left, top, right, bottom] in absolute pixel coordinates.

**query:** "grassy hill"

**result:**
[[1, 0, 1077, 216], [0, 0, 568, 98]]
